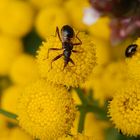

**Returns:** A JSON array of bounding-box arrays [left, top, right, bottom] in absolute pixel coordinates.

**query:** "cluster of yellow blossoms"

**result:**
[[0, 0, 140, 140], [0, 0, 97, 139], [108, 38, 140, 136]]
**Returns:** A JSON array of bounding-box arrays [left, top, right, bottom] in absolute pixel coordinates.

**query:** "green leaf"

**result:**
[[0, 109, 18, 120]]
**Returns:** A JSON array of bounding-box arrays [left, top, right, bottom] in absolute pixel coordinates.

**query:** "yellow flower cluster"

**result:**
[[1, 0, 140, 139], [17, 79, 76, 140], [108, 80, 140, 136], [37, 32, 96, 87]]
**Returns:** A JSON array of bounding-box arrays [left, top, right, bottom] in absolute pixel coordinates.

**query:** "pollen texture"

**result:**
[[17, 79, 76, 140], [36, 32, 96, 87], [108, 80, 140, 136]]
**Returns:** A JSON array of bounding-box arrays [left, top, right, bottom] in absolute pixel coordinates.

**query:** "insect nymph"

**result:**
[[47, 25, 82, 69]]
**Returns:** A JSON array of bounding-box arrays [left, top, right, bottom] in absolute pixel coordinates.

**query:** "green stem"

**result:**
[[78, 108, 86, 133], [86, 105, 108, 120], [75, 88, 87, 105], [77, 105, 108, 120], [0, 109, 18, 120]]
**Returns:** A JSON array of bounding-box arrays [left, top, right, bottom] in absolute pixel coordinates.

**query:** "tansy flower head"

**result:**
[[0, 0, 34, 37], [35, 6, 69, 38], [29, 0, 63, 9], [91, 36, 111, 65], [0, 35, 23, 75], [17, 79, 76, 140], [101, 61, 128, 97], [125, 38, 140, 81], [108, 80, 140, 136], [64, 0, 89, 31], [1, 85, 22, 114], [10, 54, 39, 86], [88, 16, 111, 41], [36, 30, 96, 87]]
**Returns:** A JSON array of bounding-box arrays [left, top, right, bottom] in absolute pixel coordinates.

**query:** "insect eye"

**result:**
[[125, 44, 138, 57]]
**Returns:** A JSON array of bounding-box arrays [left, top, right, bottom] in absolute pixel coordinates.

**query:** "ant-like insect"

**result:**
[[47, 25, 82, 69], [125, 44, 138, 57]]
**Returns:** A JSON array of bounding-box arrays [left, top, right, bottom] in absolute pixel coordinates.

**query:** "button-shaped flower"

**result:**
[[36, 31, 96, 87], [17, 79, 76, 140], [108, 80, 140, 136]]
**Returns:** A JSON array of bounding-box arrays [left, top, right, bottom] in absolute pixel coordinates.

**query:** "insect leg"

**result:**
[[55, 26, 62, 42], [73, 31, 82, 45], [69, 58, 75, 65], [63, 58, 75, 70], [51, 54, 63, 69], [63, 61, 68, 70], [46, 48, 63, 59], [72, 50, 83, 53]]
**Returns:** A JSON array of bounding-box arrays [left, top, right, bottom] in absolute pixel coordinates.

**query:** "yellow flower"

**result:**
[[36, 32, 96, 87], [108, 80, 140, 136], [64, 0, 89, 31], [17, 79, 76, 140], [9, 127, 33, 140], [0, 35, 23, 75], [88, 17, 111, 41], [10, 54, 39, 86], [126, 38, 140, 81], [91, 36, 111, 65], [100, 61, 128, 97], [35, 6, 69, 38], [83, 61, 127, 105], [1, 85, 22, 114], [0, 0, 34, 37], [29, 0, 63, 9]]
